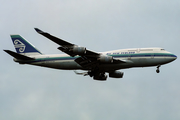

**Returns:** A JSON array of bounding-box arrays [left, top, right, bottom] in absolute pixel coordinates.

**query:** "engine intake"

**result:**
[[109, 71, 124, 78], [98, 55, 113, 63], [72, 46, 86, 55]]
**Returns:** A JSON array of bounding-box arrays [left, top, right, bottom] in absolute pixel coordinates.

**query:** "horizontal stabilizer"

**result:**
[[4, 50, 35, 60]]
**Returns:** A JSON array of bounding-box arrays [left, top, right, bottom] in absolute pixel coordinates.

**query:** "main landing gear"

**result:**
[[156, 65, 161, 73]]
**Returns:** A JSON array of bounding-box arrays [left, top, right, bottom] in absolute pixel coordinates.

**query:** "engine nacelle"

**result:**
[[72, 46, 86, 55], [93, 73, 107, 81], [109, 71, 124, 78], [98, 55, 113, 63]]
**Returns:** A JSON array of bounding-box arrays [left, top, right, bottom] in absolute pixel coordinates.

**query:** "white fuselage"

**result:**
[[16, 47, 177, 71]]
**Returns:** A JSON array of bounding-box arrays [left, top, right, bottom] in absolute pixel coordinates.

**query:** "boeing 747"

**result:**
[[4, 28, 177, 80]]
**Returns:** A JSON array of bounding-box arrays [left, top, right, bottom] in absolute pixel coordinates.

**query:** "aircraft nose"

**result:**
[[172, 54, 177, 61]]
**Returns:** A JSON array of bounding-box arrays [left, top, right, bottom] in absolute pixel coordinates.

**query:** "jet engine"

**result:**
[[109, 71, 124, 78], [72, 46, 86, 55], [98, 55, 113, 63], [93, 73, 107, 81]]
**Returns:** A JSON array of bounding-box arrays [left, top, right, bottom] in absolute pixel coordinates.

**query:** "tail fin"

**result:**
[[11, 35, 42, 56]]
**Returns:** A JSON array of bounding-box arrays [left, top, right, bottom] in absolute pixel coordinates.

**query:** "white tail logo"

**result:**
[[14, 39, 26, 52]]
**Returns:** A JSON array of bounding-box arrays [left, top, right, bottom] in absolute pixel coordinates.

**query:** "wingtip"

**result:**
[[3, 50, 13, 54], [3, 49, 8, 52], [34, 28, 44, 33]]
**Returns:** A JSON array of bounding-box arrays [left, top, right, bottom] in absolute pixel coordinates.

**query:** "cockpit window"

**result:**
[[161, 49, 165, 51]]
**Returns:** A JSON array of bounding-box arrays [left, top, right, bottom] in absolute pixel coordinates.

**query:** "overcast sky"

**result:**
[[1, 0, 180, 120]]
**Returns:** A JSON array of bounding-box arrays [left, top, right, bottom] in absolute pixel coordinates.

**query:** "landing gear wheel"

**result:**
[[156, 65, 161, 73], [156, 69, 160, 73]]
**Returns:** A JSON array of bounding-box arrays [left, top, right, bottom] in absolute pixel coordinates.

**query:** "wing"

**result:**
[[34, 28, 126, 69], [34, 28, 99, 57], [35, 28, 74, 46]]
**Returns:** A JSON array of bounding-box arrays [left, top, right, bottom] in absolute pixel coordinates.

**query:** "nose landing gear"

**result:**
[[156, 65, 161, 73]]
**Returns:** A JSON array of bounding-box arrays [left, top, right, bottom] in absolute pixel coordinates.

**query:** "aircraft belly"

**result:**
[[58, 61, 82, 69], [130, 57, 173, 67], [30, 60, 82, 70], [98, 57, 174, 71]]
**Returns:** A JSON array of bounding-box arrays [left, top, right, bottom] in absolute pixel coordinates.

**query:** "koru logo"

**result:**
[[14, 39, 26, 52]]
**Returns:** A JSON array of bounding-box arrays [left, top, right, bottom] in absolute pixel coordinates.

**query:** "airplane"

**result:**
[[4, 28, 177, 81]]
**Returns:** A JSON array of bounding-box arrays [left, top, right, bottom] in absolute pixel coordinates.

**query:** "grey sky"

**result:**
[[1, 0, 180, 120]]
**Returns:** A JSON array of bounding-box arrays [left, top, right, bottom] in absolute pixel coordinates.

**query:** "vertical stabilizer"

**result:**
[[11, 35, 42, 56]]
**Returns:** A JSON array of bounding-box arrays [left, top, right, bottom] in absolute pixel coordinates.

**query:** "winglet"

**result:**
[[34, 28, 44, 34]]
